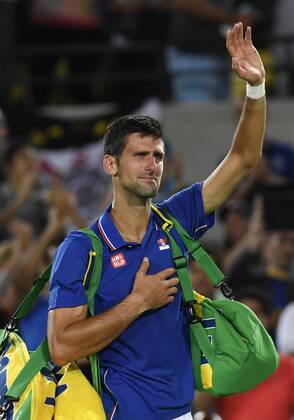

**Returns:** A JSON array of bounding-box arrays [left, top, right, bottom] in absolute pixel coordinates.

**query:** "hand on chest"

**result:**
[[100, 233, 175, 305]]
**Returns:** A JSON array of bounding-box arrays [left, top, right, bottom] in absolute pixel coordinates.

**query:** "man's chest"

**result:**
[[94, 231, 180, 311]]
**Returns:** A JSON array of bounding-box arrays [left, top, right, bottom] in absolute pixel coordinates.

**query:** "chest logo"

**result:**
[[157, 238, 170, 251], [111, 252, 127, 268]]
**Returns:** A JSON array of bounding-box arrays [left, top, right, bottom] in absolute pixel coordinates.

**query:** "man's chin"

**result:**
[[137, 186, 159, 199]]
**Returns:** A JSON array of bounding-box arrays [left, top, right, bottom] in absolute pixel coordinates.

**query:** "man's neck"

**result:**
[[110, 196, 152, 243]]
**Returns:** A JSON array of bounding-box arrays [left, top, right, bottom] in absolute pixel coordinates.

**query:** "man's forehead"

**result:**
[[125, 133, 164, 150]]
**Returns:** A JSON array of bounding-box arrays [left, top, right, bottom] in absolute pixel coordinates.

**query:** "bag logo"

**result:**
[[157, 238, 170, 250], [111, 252, 127, 268]]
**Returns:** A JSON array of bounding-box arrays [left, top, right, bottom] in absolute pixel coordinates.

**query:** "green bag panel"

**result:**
[[191, 297, 279, 396]]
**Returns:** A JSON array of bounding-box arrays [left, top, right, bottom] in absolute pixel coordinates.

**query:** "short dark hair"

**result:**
[[103, 115, 163, 157]]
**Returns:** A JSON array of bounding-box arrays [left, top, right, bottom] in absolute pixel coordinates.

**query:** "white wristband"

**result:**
[[246, 81, 265, 100]]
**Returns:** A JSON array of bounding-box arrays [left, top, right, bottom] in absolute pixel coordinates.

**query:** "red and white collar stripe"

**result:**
[[98, 217, 116, 250]]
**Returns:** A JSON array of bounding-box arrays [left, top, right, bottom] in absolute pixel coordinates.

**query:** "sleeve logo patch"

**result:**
[[157, 238, 170, 250], [111, 252, 127, 268]]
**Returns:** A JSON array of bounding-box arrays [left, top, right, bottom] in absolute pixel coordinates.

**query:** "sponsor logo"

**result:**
[[157, 238, 170, 251], [111, 252, 127, 268]]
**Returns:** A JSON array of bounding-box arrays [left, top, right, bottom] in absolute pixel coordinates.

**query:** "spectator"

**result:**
[[0, 179, 85, 350], [226, 99, 293, 207], [0, 143, 44, 237], [218, 200, 251, 270], [225, 197, 294, 323]]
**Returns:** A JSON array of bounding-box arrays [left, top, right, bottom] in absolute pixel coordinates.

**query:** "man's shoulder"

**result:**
[[57, 225, 102, 256], [157, 183, 202, 210]]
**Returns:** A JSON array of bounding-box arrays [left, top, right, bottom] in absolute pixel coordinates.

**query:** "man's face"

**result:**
[[112, 133, 165, 199]]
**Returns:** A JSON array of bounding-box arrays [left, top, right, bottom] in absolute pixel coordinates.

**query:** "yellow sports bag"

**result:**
[[0, 228, 106, 420]]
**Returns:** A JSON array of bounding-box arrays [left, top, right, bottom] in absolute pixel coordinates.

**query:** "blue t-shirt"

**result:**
[[49, 182, 214, 420]]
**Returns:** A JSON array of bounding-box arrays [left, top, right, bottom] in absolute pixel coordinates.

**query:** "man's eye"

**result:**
[[155, 155, 164, 162]]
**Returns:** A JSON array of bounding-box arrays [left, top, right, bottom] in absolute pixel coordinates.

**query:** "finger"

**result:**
[[139, 257, 149, 274], [166, 277, 179, 287], [226, 29, 235, 54], [227, 24, 240, 58], [166, 296, 175, 304], [167, 286, 179, 296], [159, 267, 175, 279], [244, 26, 252, 46], [233, 22, 243, 49]]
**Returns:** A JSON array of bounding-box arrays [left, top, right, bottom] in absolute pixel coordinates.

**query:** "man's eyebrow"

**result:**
[[154, 150, 165, 157]]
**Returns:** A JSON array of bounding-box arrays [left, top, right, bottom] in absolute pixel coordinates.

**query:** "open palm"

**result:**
[[226, 22, 265, 86]]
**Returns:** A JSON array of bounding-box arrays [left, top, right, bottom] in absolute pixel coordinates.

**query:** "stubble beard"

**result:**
[[129, 181, 159, 199]]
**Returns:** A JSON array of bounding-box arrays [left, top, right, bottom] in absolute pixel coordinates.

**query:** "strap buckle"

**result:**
[[6, 319, 17, 333], [216, 280, 235, 300], [173, 256, 188, 270], [188, 302, 200, 323]]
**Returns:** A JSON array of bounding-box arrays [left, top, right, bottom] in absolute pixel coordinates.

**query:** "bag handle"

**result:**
[[4, 228, 103, 402]]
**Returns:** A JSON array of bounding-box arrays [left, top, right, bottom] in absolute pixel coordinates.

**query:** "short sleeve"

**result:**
[[48, 231, 92, 310], [159, 182, 215, 239]]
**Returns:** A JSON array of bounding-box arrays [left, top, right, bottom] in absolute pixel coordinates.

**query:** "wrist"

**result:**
[[127, 292, 147, 315], [246, 80, 265, 100]]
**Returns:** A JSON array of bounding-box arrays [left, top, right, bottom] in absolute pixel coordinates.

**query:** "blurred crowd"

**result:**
[[1, 0, 294, 114], [1, 1, 294, 419]]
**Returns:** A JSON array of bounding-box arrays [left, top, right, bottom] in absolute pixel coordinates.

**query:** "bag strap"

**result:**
[[11, 264, 52, 322], [79, 227, 103, 396], [4, 228, 103, 401], [151, 205, 233, 301], [4, 338, 51, 402]]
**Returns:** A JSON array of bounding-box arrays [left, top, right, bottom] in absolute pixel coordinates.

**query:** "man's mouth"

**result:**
[[139, 176, 157, 183]]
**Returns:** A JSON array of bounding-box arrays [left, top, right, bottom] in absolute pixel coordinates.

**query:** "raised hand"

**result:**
[[226, 22, 265, 86], [132, 257, 179, 311]]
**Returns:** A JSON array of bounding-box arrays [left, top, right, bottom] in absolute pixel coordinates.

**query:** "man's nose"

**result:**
[[146, 156, 157, 170]]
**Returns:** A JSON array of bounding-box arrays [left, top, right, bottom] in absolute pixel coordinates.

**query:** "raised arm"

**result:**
[[202, 22, 266, 214]]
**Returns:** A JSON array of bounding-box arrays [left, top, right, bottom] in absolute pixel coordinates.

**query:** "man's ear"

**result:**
[[103, 155, 118, 176]]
